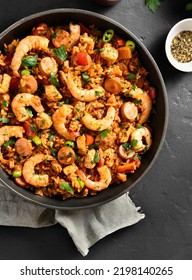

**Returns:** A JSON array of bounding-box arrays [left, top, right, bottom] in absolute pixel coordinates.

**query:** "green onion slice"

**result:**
[[32, 135, 42, 146], [60, 182, 74, 194]]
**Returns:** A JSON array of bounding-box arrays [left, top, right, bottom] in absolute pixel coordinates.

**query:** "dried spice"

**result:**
[[170, 30, 192, 63]]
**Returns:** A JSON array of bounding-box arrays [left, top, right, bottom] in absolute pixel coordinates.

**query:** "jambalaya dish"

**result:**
[[0, 22, 156, 199]]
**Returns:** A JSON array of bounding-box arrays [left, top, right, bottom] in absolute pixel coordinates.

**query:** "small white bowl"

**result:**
[[165, 18, 192, 72]]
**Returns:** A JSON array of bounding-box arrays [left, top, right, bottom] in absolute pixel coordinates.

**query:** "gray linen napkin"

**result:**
[[0, 183, 145, 256]]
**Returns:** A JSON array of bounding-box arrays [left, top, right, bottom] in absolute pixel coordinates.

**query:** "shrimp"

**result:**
[[52, 22, 80, 50], [11, 93, 44, 122], [35, 112, 52, 129], [81, 106, 116, 131], [11, 35, 49, 77], [60, 71, 105, 102], [22, 154, 53, 187], [129, 87, 152, 124], [130, 126, 152, 152], [0, 126, 24, 146], [0, 74, 11, 94], [76, 165, 112, 191], [67, 22, 81, 50], [52, 104, 76, 141]]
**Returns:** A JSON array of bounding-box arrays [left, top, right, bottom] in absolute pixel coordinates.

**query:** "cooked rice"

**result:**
[[0, 22, 156, 200]]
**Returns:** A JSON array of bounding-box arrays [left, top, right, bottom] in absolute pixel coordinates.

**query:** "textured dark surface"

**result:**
[[0, 0, 192, 260]]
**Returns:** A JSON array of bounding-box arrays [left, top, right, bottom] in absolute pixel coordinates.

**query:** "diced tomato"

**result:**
[[73, 52, 89, 66], [23, 121, 36, 138]]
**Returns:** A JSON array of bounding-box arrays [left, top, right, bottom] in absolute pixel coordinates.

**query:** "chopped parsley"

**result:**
[[131, 84, 137, 91], [0, 117, 10, 124], [100, 129, 111, 139], [50, 72, 60, 88], [52, 32, 58, 38], [75, 107, 80, 112], [186, 3, 192, 11], [122, 142, 131, 150], [26, 107, 33, 117], [51, 148, 57, 158], [126, 73, 136, 80], [122, 139, 138, 150], [130, 139, 138, 147], [145, 0, 162, 13], [134, 99, 142, 105], [137, 125, 144, 129], [21, 55, 38, 67], [65, 98, 71, 104], [53, 44, 67, 61], [48, 134, 54, 141], [119, 123, 125, 129], [2, 100, 8, 108], [88, 143, 99, 150], [29, 123, 37, 132], [82, 72, 90, 85]]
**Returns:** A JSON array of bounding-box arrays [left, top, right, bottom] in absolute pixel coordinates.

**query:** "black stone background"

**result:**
[[0, 0, 192, 260]]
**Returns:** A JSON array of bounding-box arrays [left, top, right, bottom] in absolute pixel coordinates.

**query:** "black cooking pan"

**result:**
[[0, 9, 168, 210]]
